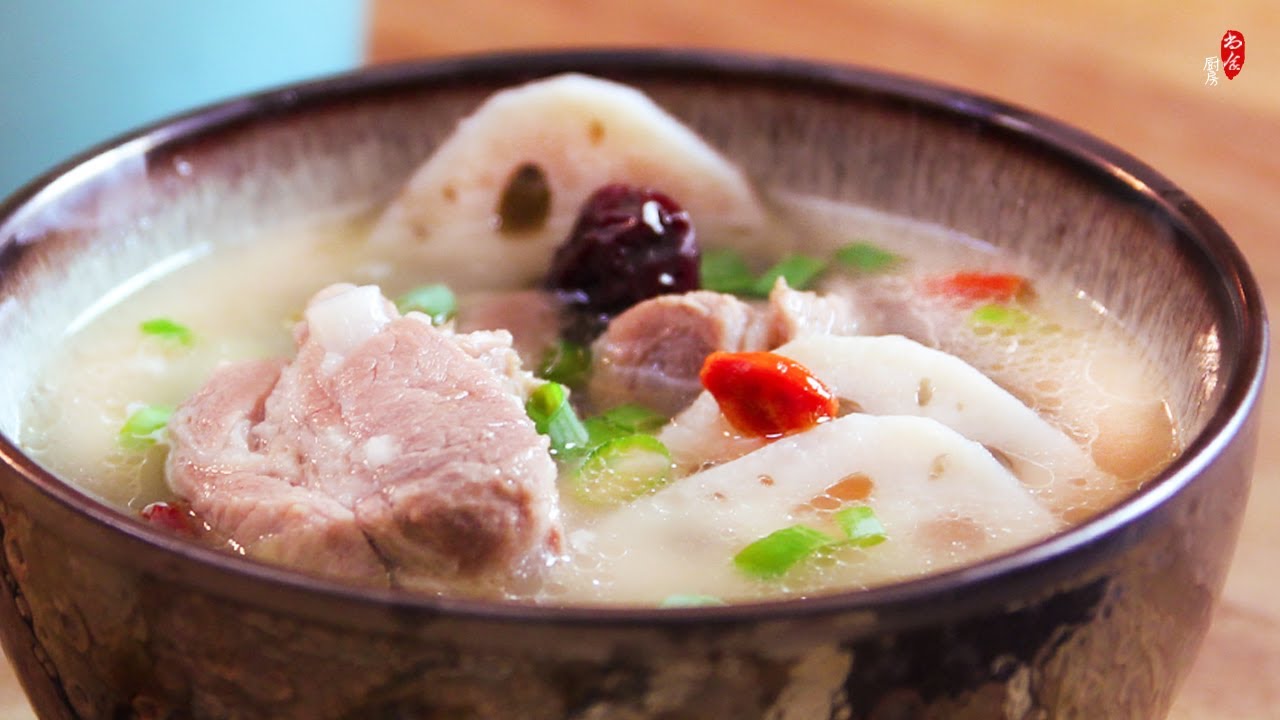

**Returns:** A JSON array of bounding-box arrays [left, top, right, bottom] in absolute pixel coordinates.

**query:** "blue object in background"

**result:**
[[0, 1, 367, 199]]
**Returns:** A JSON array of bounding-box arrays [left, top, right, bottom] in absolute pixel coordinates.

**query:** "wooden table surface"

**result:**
[[3, 1, 1276, 717]]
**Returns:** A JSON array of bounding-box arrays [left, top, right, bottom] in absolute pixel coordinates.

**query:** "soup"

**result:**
[[18, 75, 1178, 605]]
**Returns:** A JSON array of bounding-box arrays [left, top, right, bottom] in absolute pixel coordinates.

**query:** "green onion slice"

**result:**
[[580, 416, 622, 452], [546, 404, 591, 456], [834, 242, 902, 274], [735, 506, 888, 579], [538, 340, 592, 388], [119, 405, 174, 451], [750, 254, 828, 296], [569, 434, 672, 507], [969, 303, 1032, 330], [833, 505, 887, 547], [525, 381, 568, 429], [525, 382, 589, 455], [700, 248, 757, 294], [659, 594, 726, 608], [582, 404, 667, 452], [395, 284, 457, 325], [733, 524, 835, 579], [594, 404, 666, 434], [139, 318, 194, 347]]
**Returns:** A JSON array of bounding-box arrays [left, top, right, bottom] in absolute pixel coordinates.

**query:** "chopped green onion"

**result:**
[[525, 381, 567, 426], [733, 525, 835, 578], [734, 506, 890, 579], [582, 404, 667, 451], [595, 404, 666, 434], [834, 242, 902, 274], [118, 405, 173, 451], [659, 594, 726, 608], [581, 416, 624, 450], [700, 248, 757, 294], [833, 505, 887, 547], [569, 434, 672, 507], [750, 254, 828, 296], [395, 284, 457, 325], [546, 404, 591, 456], [969, 303, 1032, 329], [538, 340, 592, 387], [525, 382, 589, 455], [526, 382, 570, 431], [139, 318, 194, 348]]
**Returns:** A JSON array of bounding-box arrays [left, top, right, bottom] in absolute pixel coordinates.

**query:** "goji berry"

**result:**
[[700, 351, 838, 438]]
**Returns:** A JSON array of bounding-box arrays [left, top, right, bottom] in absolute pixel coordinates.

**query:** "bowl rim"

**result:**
[[0, 48, 1268, 628]]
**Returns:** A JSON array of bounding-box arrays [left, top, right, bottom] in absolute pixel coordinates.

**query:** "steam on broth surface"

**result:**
[[18, 75, 1178, 605]]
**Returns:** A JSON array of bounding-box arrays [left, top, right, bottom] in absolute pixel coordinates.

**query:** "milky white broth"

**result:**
[[18, 194, 1179, 604]]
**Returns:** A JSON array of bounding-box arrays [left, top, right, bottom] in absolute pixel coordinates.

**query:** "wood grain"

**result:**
[[2, 1, 1274, 717]]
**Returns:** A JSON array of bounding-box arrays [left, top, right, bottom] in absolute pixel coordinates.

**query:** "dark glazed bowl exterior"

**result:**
[[0, 51, 1267, 719]]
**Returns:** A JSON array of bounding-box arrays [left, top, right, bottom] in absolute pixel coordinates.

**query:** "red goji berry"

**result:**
[[923, 271, 1028, 304], [700, 351, 839, 438]]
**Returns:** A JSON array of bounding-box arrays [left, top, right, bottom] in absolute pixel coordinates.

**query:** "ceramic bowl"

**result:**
[[0, 50, 1267, 719]]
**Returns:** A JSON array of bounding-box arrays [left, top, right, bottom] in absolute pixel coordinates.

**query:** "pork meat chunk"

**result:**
[[454, 289, 563, 370], [166, 284, 561, 590], [587, 291, 769, 415], [588, 281, 861, 415], [766, 277, 862, 344]]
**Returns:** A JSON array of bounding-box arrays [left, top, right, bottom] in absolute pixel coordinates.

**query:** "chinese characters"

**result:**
[[1204, 57, 1220, 86], [1205, 30, 1245, 86], [1221, 30, 1245, 80]]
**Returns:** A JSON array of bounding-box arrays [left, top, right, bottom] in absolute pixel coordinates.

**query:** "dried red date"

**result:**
[[545, 184, 699, 340]]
